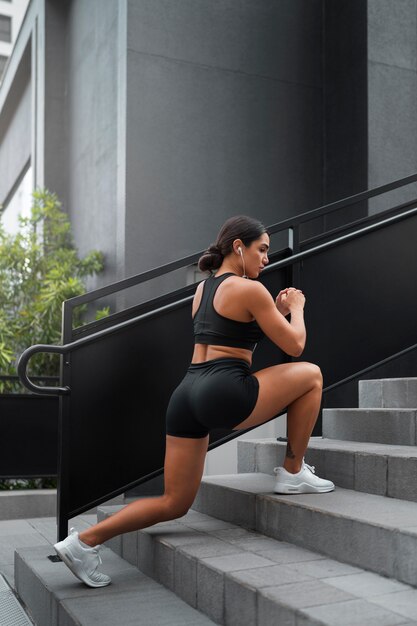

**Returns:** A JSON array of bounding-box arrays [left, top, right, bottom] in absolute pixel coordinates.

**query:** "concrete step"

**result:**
[[190, 472, 417, 589], [359, 378, 417, 409], [14, 544, 217, 626], [97, 505, 417, 626], [238, 437, 417, 502], [322, 408, 417, 445]]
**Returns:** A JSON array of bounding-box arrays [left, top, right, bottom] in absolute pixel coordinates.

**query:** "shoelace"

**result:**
[[86, 545, 106, 578], [273, 460, 316, 474], [71, 528, 104, 570], [85, 543, 104, 573], [303, 461, 316, 474], [94, 547, 103, 568]]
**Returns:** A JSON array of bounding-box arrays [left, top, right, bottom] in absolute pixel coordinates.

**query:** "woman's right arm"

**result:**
[[246, 282, 306, 357]]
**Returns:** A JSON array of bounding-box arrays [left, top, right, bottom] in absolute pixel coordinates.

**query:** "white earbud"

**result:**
[[237, 246, 247, 278]]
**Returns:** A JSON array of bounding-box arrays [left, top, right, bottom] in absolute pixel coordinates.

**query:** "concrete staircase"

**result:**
[[14, 377, 417, 625]]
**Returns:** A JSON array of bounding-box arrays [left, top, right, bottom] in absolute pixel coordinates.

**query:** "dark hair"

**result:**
[[198, 215, 268, 272]]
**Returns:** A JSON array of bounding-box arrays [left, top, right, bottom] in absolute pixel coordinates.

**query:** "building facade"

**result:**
[[0, 4, 339, 284], [1, 0, 415, 298]]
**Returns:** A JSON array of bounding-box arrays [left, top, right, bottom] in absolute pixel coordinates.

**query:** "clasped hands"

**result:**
[[275, 287, 305, 316]]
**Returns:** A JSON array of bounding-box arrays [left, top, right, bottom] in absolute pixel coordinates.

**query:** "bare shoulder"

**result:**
[[192, 279, 206, 317], [246, 280, 274, 308], [195, 279, 205, 295], [219, 277, 273, 312], [194, 279, 206, 302], [246, 280, 270, 295], [242, 279, 272, 300], [221, 276, 271, 296]]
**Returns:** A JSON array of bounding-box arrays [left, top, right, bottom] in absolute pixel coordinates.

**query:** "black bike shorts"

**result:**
[[165, 357, 260, 438]]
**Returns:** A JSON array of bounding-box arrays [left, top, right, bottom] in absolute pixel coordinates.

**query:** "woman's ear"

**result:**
[[232, 239, 243, 255]]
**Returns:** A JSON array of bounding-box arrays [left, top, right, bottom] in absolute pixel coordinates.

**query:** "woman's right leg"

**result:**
[[78, 433, 209, 547], [232, 361, 323, 473], [54, 433, 209, 588]]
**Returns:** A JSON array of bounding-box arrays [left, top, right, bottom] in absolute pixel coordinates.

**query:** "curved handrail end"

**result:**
[[17, 344, 70, 396]]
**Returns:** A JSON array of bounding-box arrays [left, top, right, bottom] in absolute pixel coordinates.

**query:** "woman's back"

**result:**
[[193, 272, 264, 351]]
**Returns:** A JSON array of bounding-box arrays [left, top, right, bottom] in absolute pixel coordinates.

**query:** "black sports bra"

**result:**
[[193, 273, 264, 351]]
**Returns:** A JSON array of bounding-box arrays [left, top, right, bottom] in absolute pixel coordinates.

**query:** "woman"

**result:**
[[54, 215, 334, 588]]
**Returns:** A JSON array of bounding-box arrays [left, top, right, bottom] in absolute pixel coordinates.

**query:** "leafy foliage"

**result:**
[[0, 189, 109, 393], [0, 477, 57, 490]]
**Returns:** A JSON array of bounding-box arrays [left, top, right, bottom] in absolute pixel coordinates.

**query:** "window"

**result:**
[[0, 15, 11, 43]]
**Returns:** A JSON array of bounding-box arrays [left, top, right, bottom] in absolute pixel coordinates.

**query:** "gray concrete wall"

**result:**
[[123, 0, 324, 302], [65, 0, 121, 292], [368, 0, 417, 214], [8, 1, 410, 313]]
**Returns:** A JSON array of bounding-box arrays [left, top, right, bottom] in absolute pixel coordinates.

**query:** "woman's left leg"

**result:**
[[79, 434, 209, 547]]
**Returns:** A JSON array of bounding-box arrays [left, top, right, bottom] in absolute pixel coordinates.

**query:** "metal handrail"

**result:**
[[0, 375, 59, 381], [262, 205, 417, 274], [267, 171, 417, 233], [18, 203, 417, 396], [301, 197, 417, 248], [62, 172, 417, 321], [322, 342, 417, 395], [17, 345, 71, 395], [17, 296, 193, 395]]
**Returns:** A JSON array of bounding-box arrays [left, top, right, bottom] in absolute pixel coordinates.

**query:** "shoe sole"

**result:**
[[273, 483, 335, 494], [54, 543, 111, 588]]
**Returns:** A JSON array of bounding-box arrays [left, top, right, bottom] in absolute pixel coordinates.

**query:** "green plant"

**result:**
[[0, 188, 109, 393], [0, 477, 57, 490]]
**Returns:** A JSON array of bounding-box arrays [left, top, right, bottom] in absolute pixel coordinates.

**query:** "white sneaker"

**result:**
[[273, 460, 335, 494], [54, 527, 111, 587]]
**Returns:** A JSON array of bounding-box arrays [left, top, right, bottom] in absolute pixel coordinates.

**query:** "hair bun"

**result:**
[[198, 215, 268, 274], [198, 243, 223, 272]]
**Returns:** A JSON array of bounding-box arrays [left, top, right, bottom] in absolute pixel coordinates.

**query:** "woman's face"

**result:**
[[242, 233, 270, 278]]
